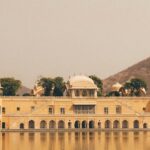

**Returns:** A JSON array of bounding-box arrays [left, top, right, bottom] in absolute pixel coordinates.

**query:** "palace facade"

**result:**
[[0, 75, 150, 130]]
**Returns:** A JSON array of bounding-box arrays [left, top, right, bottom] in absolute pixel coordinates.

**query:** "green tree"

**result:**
[[22, 93, 31, 96], [106, 91, 120, 97], [0, 78, 21, 96], [53, 77, 65, 96], [124, 78, 147, 96], [39, 77, 54, 96], [89, 75, 103, 96]]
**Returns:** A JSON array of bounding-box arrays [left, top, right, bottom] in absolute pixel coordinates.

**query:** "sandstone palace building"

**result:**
[[0, 75, 150, 131]]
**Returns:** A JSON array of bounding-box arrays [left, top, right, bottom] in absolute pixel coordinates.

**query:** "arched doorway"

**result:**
[[29, 120, 35, 129], [74, 121, 80, 129], [89, 120, 95, 129], [98, 121, 101, 129], [133, 120, 139, 128], [40, 120, 47, 129], [49, 120, 56, 129], [58, 120, 65, 129], [20, 123, 24, 129], [82, 121, 87, 128], [113, 120, 120, 128], [143, 123, 148, 129], [105, 120, 111, 129], [122, 120, 128, 128]]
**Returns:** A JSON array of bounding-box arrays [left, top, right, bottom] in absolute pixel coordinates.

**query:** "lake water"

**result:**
[[1, 131, 150, 150]]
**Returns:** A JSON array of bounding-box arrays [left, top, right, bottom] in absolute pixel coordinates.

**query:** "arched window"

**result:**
[[29, 120, 35, 129], [133, 120, 139, 128], [58, 120, 65, 129], [82, 120, 87, 128], [40, 120, 47, 129], [20, 123, 24, 129], [143, 123, 147, 129], [113, 120, 120, 128], [89, 120, 95, 128], [122, 120, 128, 128], [105, 120, 111, 129], [74, 121, 80, 129], [49, 120, 56, 129]]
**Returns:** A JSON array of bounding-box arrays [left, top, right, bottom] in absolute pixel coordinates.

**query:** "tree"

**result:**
[[39, 77, 54, 96], [124, 78, 147, 96], [53, 77, 65, 96], [89, 75, 103, 96], [106, 91, 120, 97], [0, 78, 21, 96], [22, 93, 31, 96], [37, 76, 65, 96]]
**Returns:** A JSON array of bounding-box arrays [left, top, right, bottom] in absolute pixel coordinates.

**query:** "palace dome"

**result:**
[[68, 75, 97, 89]]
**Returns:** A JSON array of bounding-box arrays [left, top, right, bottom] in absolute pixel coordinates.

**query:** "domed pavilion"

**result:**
[[66, 75, 98, 98]]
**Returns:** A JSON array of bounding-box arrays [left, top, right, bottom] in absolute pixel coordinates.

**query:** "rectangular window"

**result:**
[[60, 108, 65, 114], [143, 107, 146, 111], [2, 107, 5, 114], [2, 122, 5, 129], [17, 107, 20, 111], [49, 107, 54, 114], [31, 106, 35, 111], [104, 107, 109, 114], [89, 90, 94, 97], [116, 105, 122, 114], [74, 105, 95, 114]]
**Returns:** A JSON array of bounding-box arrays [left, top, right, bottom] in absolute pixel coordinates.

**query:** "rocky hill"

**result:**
[[103, 57, 150, 95], [16, 86, 31, 96]]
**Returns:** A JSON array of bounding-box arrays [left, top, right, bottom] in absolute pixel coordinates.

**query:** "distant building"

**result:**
[[0, 75, 150, 130]]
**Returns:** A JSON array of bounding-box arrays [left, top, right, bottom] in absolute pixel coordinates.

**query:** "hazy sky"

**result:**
[[0, 0, 150, 87]]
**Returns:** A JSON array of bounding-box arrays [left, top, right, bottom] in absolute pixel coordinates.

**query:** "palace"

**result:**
[[0, 75, 150, 130]]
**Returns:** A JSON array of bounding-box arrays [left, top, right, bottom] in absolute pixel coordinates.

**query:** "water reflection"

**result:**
[[1, 131, 150, 150]]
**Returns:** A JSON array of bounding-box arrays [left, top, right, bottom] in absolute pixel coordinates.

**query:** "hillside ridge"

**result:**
[[103, 57, 150, 95]]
